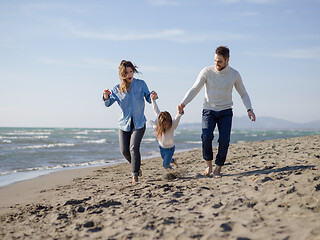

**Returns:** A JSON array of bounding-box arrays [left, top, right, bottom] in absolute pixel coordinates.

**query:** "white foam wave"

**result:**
[[75, 136, 89, 139], [83, 139, 107, 144], [0, 159, 115, 176], [75, 131, 89, 135], [185, 141, 202, 144], [142, 138, 156, 143], [91, 130, 116, 133], [5, 132, 51, 135], [0, 136, 48, 139], [1, 140, 12, 143], [16, 143, 75, 150], [74, 129, 116, 134]]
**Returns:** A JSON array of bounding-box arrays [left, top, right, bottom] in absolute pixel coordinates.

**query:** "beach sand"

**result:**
[[0, 135, 319, 240]]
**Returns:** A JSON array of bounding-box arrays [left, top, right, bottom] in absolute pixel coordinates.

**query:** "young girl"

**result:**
[[150, 93, 183, 169]]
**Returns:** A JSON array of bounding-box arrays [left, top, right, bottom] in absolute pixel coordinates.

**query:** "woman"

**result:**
[[103, 60, 157, 183]]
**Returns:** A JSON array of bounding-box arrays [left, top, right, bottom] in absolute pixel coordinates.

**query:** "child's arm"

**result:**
[[151, 98, 161, 117], [171, 112, 183, 130]]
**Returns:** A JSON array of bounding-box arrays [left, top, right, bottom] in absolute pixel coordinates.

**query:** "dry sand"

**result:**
[[0, 135, 319, 240]]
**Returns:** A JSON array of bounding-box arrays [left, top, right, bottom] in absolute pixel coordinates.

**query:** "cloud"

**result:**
[[247, 47, 320, 60], [69, 26, 247, 43]]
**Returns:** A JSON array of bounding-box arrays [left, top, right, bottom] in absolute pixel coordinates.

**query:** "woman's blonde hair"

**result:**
[[118, 60, 139, 93], [156, 111, 173, 139]]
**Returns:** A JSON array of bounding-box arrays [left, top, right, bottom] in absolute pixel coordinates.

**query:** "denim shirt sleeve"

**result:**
[[143, 81, 152, 104], [103, 87, 118, 107]]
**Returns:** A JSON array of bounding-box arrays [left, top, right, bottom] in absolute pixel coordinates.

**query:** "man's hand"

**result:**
[[177, 103, 185, 114], [248, 110, 256, 122]]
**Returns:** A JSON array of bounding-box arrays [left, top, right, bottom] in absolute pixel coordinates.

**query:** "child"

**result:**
[[150, 93, 183, 169]]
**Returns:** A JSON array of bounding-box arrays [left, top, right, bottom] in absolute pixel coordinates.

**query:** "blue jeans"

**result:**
[[201, 109, 233, 166], [159, 146, 175, 169]]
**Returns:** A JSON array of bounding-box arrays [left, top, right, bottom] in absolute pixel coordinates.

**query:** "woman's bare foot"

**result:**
[[132, 176, 138, 184], [173, 159, 178, 168]]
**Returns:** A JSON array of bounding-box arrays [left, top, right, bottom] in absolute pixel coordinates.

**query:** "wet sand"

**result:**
[[1, 135, 319, 240]]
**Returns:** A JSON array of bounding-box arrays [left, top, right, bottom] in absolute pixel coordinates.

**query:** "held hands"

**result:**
[[177, 103, 185, 115], [151, 91, 158, 100], [103, 89, 111, 100]]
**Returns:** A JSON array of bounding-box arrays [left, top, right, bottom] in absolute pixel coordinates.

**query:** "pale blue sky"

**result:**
[[1, 0, 319, 128]]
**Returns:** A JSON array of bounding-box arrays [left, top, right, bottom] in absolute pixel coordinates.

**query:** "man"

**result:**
[[178, 46, 256, 178]]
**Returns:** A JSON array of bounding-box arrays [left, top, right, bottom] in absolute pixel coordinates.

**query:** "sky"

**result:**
[[1, 0, 320, 128]]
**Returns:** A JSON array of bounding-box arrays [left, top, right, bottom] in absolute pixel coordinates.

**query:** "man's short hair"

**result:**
[[215, 46, 230, 60]]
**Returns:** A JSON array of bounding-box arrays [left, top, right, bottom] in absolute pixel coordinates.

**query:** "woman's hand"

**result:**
[[103, 89, 111, 100], [151, 91, 158, 100]]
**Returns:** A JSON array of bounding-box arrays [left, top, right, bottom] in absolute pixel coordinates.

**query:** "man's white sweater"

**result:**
[[182, 65, 252, 111]]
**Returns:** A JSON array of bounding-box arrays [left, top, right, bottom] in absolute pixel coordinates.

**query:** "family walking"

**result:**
[[103, 46, 256, 183]]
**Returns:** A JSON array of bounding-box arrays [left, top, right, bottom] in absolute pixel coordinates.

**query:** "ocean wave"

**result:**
[[0, 136, 48, 139], [185, 141, 202, 144], [0, 159, 116, 176], [16, 143, 75, 150], [142, 138, 157, 143], [4, 132, 51, 135], [91, 130, 116, 133], [74, 131, 89, 135], [1, 140, 12, 143], [74, 129, 116, 135], [83, 139, 107, 144], [75, 136, 89, 139]]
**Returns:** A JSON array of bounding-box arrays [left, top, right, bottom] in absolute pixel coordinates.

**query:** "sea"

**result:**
[[0, 127, 319, 188]]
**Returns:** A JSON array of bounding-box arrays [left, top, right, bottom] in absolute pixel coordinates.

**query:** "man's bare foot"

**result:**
[[202, 161, 212, 176], [132, 176, 138, 184], [213, 166, 222, 178], [202, 167, 212, 176]]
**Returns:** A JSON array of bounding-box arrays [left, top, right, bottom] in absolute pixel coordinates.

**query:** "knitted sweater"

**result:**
[[182, 65, 252, 111]]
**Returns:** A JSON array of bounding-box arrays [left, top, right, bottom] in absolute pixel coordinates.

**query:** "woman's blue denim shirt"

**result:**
[[104, 78, 152, 132]]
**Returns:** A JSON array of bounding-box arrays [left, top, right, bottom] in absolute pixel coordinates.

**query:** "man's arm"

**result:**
[[234, 74, 256, 122], [178, 68, 207, 113]]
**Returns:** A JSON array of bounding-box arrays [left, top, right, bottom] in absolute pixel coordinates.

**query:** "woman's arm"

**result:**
[[103, 88, 117, 107]]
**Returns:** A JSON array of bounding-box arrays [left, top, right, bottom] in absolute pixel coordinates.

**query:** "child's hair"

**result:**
[[118, 60, 140, 93], [156, 111, 172, 139]]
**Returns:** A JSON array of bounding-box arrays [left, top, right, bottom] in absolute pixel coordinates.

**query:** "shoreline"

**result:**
[[0, 147, 197, 189], [1, 135, 319, 239]]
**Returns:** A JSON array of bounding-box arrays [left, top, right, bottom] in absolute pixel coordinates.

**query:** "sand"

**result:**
[[0, 135, 319, 240]]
